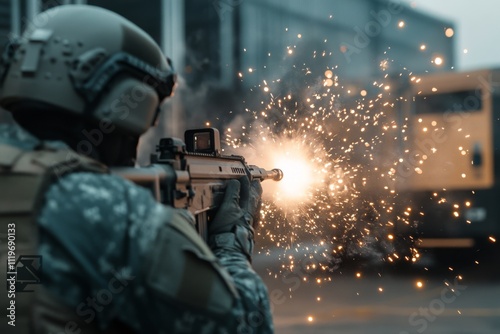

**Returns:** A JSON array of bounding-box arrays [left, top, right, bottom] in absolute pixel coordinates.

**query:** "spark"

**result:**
[[223, 43, 468, 280], [380, 59, 389, 70]]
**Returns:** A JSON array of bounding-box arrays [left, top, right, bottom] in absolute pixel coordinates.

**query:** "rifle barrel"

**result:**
[[249, 166, 283, 181]]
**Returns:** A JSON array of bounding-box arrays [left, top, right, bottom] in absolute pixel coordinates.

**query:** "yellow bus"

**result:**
[[396, 69, 500, 251]]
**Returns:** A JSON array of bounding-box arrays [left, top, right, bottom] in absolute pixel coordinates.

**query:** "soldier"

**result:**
[[0, 5, 273, 333]]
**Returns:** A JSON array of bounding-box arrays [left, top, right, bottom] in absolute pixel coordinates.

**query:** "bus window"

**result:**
[[415, 89, 482, 114]]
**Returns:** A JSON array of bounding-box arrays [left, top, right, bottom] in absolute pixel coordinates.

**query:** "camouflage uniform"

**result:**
[[0, 123, 273, 333]]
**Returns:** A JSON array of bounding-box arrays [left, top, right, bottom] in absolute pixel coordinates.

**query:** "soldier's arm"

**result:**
[[208, 178, 274, 333], [36, 172, 273, 333]]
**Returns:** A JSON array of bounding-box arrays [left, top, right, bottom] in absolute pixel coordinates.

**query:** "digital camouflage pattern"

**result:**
[[0, 123, 274, 333]]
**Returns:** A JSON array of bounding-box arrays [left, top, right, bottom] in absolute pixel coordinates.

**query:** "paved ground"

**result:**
[[254, 248, 500, 334]]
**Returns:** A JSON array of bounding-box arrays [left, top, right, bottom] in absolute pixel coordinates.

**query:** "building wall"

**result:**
[[0, 0, 454, 87], [235, 0, 455, 87]]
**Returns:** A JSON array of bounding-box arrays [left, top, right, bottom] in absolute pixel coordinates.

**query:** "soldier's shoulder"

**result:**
[[50, 171, 153, 205]]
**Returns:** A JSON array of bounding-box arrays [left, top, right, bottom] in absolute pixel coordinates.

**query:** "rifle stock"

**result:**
[[112, 128, 282, 241]]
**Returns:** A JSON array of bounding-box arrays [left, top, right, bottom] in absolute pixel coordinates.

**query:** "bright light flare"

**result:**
[[226, 126, 331, 211], [274, 152, 317, 200], [255, 137, 328, 208]]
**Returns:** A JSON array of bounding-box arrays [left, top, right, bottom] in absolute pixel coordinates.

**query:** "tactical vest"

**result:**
[[0, 143, 108, 333]]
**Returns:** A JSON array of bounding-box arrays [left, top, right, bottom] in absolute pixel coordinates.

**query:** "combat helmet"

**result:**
[[0, 5, 175, 137]]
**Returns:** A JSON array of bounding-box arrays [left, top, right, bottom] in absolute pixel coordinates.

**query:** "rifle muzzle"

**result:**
[[249, 166, 283, 181], [268, 168, 283, 181]]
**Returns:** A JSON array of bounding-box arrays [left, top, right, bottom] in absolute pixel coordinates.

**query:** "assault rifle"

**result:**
[[112, 128, 283, 241]]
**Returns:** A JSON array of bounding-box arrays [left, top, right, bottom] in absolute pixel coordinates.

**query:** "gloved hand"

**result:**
[[208, 176, 263, 260], [210, 176, 263, 234]]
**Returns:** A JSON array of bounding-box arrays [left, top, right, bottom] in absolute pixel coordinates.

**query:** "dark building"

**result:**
[[0, 0, 455, 127], [3, 0, 455, 82]]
